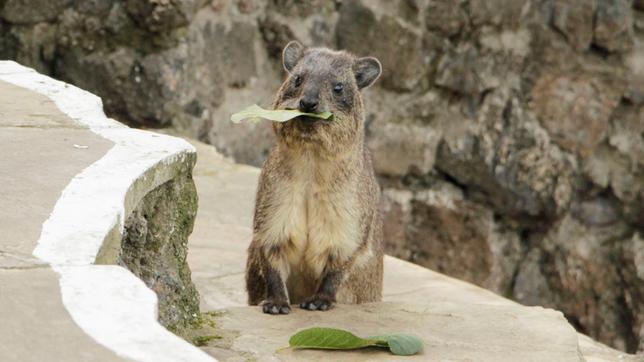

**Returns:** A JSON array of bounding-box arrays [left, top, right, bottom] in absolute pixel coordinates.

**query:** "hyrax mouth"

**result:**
[[293, 115, 326, 134], [296, 115, 320, 124]]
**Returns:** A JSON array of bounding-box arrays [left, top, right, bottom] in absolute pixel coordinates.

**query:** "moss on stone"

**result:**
[[192, 335, 222, 347], [191, 311, 220, 330], [119, 171, 201, 337], [180, 311, 226, 348]]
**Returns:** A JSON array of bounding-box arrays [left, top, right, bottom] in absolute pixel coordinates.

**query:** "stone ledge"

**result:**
[[210, 302, 583, 362], [184, 138, 641, 362], [0, 61, 214, 362]]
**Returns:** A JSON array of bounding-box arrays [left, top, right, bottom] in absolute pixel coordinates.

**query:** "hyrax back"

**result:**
[[245, 41, 384, 314]]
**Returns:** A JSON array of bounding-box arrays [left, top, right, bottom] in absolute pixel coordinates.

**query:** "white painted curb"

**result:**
[[0, 61, 215, 362]]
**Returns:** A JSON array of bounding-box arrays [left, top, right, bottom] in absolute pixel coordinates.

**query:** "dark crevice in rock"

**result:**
[[565, 313, 587, 336], [589, 43, 612, 59], [612, 244, 642, 353], [432, 168, 470, 195], [614, 290, 639, 352], [504, 250, 524, 298]]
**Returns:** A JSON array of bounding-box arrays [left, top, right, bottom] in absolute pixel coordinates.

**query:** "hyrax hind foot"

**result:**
[[299, 294, 336, 311], [262, 299, 291, 315]]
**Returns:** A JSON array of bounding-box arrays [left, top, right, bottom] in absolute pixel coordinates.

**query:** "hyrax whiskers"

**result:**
[[245, 41, 384, 314]]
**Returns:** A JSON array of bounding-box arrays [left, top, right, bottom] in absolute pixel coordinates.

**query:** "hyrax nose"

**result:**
[[299, 97, 318, 113]]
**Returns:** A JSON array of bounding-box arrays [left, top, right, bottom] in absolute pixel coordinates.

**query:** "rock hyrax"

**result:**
[[246, 41, 384, 314]]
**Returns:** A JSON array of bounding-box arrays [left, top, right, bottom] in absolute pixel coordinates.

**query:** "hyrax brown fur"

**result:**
[[245, 41, 384, 314]]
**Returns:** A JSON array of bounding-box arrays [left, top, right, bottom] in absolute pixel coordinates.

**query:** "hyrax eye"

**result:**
[[293, 75, 302, 87], [333, 83, 344, 94]]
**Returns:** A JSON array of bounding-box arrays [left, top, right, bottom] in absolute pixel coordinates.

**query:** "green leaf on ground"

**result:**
[[288, 327, 423, 356], [368, 334, 424, 356], [230, 104, 333, 124], [289, 327, 375, 350]]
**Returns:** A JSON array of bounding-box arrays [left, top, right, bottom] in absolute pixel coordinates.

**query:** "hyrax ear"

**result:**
[[353, 57, 382, 89], [282, 40, 305, 73]]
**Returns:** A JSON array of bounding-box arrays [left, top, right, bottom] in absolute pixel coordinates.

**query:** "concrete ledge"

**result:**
[[184, 138, 640, 362], [0, 61, 213, 362], [213, 302, 584, 361]]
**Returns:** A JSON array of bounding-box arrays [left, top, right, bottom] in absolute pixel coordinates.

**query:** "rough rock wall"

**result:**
[[2, 0, 642, 353], [120, 169, 200, 336]]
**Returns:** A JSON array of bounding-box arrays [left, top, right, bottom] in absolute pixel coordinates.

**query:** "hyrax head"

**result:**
[[272, 41, 381, 155]]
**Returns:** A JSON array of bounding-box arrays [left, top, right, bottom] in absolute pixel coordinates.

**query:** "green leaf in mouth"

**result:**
[[230, 104, 333, 124]]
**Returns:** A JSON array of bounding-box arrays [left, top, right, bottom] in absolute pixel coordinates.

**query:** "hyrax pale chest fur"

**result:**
[[245, 41, 384, 314]]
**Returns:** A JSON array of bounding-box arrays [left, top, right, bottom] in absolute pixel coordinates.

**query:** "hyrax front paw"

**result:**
[[262, 300, 291, 315], [299, 294, 335, 311]]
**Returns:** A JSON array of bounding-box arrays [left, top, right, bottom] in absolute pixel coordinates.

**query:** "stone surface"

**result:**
[[2, 0, 643, 353], [0, 268, 124, 362], [593, 0, 634, 53], [366, 120, 441, 176], [513, 216, 643, 353], [211, 302, 583, 362], [0, 0, 71, 24], [425, 0, 468, 37], [529, 72, 624, 157], [467, 0, 528, 28], [120, 172, 201, 335], [336, 0, 428, 91], [434, 89, 576, 220], [184, 139, 259, 311], [0, 79, 75, 127], [381, 184, 522, 295], [434, 45, 502, 96], [0, 76, 127, 361], [125, 0, 206, 33], [552, 0, 596, 52], [0, 80, 113, 261], [181, 137, 638, 362], [0, 63, 213, 361]]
